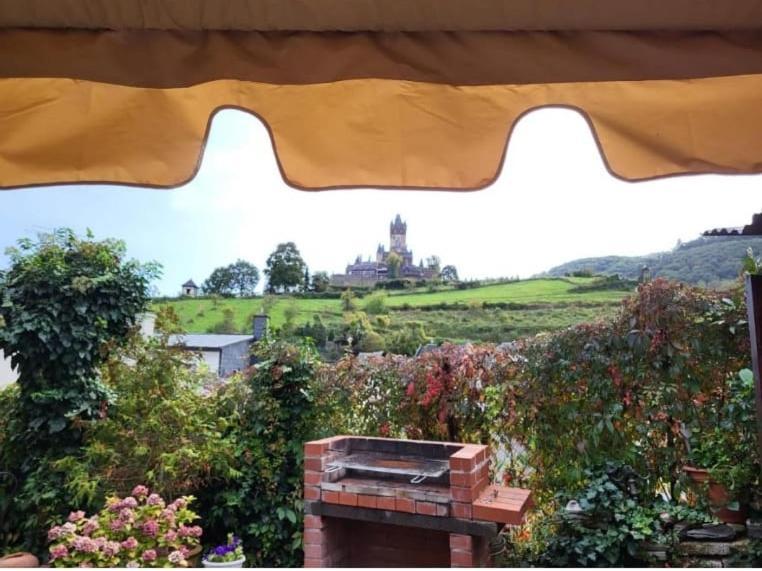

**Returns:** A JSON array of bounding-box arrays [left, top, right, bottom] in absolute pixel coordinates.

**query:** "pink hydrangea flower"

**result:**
[[81, 517, 100, 536], [61, 522, 77, 534], [141, 549, 157, 562], [163, 530, 177, 543], [119, 507, 135, 522], [68, 510, 86, 523], [73, 536, 98, 553], [106, 497, 122, 511], [102, 541, 121, 557], [131, 485, 149, 498], [170, 498, 187, 510], [126, 561, 139, 568], [161, 508, 176, 523], [49, 544, 69, 561], [48, 526, 64, 541], [109, 519, 125, 532], [146, 493, 164, 507], [189, 525, 203, 538], [121, 497, 138, 509], [121, 537, 138, 550], [168, 550, 185, 564], [141, 519, 159, 537]]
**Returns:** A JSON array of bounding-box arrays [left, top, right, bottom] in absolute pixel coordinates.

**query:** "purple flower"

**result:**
[[49, 544, 69, 561], [141, 549, 157, 562], [119, 507, 135, 522], [131, 485, 149, 498], [102, 541, 121, 557], [121, 497, 138, 509], [81, 517, 100, 536], [72, 536, 98, 553], [121, 537, 138, 550], [146, 493, 164, 507], [68, 510, 86, 523], [109, 519, 125, 532], [141, 519, 159, 538]]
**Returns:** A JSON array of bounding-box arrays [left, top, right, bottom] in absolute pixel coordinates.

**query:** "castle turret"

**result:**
[[390, 214, 408, 253]]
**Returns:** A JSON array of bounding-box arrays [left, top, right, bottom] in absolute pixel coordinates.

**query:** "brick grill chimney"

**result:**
[[303, 436, 532, 567]]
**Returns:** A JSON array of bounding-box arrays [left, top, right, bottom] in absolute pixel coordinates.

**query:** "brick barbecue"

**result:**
[[303, 435, 533, 567]]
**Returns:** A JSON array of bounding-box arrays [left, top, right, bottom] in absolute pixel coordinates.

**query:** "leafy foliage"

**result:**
[[0, 229, 157, 555], [56, 310, 238, 506], [535, 463, 710, 567], [199, 339, 327, 567], [0, 229, 157, 442], [264, 242, 307, 293], [202, 260, 260, 297]]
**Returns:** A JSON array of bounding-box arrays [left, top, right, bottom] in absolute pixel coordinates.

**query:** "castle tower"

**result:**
[[376, 243, 385, 263], [390, 214, 407, 253]]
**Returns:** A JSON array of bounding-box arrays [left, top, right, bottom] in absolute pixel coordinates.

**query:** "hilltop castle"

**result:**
[[331, 215, 438, 287]]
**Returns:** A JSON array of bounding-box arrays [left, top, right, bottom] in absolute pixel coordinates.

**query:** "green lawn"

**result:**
[[155, 277, 631, 343]]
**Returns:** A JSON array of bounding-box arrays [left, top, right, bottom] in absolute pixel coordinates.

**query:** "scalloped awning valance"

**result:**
[[3, 0, 762, 190]]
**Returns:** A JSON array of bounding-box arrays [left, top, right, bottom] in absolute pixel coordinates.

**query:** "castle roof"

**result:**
[[390, 214, 406, 233]]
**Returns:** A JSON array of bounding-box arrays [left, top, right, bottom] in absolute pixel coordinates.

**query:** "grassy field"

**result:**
[[155, 277, 632, 344]]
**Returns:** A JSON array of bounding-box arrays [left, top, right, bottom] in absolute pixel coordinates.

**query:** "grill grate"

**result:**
[[327, 452, 449, 482]]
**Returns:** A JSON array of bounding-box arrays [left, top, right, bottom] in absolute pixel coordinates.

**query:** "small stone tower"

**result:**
[[390, 214, 407, 253], [181, 279, 199, 297]]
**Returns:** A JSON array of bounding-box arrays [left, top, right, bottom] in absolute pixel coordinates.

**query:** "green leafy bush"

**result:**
[[0, 229, 157, 555], [199, 339, 330, 567]]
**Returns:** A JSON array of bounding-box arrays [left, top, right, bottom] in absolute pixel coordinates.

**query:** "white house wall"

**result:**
[[0, 350, 18, 388]]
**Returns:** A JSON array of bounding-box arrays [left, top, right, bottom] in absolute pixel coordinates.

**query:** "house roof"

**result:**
[[182, 279, 198, 288], [168, 334, 253, 350]]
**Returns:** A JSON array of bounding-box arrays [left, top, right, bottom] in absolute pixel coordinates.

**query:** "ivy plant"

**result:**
[[0, 228, 158, 445]]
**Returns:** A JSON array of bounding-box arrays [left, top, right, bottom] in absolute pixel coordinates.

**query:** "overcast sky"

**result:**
[[1, 108, 761, 296]]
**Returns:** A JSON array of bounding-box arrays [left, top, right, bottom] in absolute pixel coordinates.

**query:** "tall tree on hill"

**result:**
[[441, 265, 459, 282], [311, 271, 330, 293], [303, 267, 310, 293], [387, 252, 402, 278], [203, 259, 259, 297], [264, 242, 307, 293]]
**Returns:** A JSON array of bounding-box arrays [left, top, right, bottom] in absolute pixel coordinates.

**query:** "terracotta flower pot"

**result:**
[[0, 552, 40, 568], [683, 466, 749, 524]]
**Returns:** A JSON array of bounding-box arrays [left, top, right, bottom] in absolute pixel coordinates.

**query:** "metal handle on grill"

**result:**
[[410, 474, 427, 485]]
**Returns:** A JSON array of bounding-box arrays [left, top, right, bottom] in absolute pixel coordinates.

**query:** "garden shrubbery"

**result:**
[[1, 230, 759, 568]]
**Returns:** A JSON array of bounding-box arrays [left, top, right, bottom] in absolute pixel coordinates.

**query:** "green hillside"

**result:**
[[156, 277, 631, 344], [544, 236, 762, 287]]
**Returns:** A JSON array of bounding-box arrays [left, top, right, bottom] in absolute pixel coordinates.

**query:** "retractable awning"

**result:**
[[3, 0, 762, 190]]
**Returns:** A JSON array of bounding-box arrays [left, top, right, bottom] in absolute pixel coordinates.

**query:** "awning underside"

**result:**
[[3, 3, 762, 190]]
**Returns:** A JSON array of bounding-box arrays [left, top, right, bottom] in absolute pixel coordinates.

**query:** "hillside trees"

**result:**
[[310, 271, 330, 292], [203, 259, 260, 297], [265, 242, 307, 293], [441, 265, 459, 282]]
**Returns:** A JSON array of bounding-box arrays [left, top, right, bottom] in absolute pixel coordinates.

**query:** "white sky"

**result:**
[[1, 107, 761, 295]]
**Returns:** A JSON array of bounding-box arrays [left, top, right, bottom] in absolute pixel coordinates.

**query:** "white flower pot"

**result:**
[[202, 557, 245, 568]]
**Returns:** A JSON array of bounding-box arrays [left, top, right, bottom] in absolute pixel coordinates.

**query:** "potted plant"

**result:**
[[47, 485, 203, 567], [683, 369, 759, 524], [202, 534, 245, 568]]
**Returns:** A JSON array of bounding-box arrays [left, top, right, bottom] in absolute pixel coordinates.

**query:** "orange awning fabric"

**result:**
[[2, 1, 762, 190]]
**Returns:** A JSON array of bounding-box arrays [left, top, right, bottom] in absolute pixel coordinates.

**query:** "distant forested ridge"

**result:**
[[544, 236, 762, 286]]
